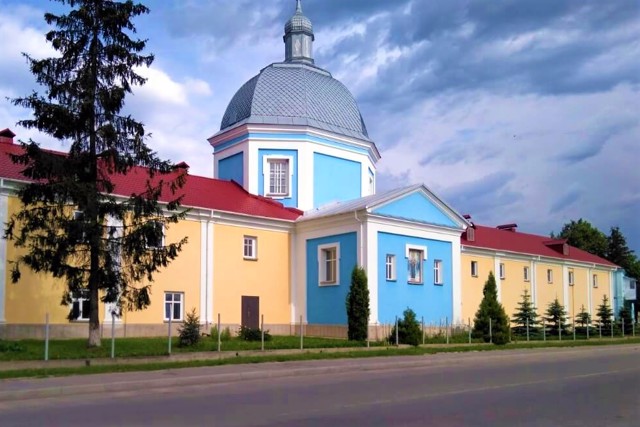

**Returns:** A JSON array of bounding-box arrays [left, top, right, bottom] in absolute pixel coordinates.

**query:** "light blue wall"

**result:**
[[258, 149, 298, 208], [377, 232, 453, 324], [373, 192, 458, 227], [613, 269, 625, 315], [313, 153, 361, 208], [306, 232, 358, 325], [218, 152, 244, 186]]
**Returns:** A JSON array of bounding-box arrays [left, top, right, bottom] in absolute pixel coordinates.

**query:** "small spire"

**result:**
[[283, 0, 314, 64], [296, 0, 303, 14]]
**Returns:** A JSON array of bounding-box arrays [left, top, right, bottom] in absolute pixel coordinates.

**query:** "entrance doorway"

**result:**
[[241, 296, 260, 329]]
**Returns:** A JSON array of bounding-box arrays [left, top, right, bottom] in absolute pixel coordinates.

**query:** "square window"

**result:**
[[164, 292, 184, 321], [243, 236, 257, 260], [145, 220, 164, 249], [318, 243, 339, 285], [523, 266, 530, 282], [385, 254, 396, 281], [499, 263, 505, 280], [71, 289, 90, 321], [593, 274, 598, 288], [408, 249, 424, 284], [630, 280, 636, 290], [434, 259, 443, 285], [471, 261, 478, 277], [568, 269, 575, 286], [266, 158, 290, 197], [547, 269, 553, 284]]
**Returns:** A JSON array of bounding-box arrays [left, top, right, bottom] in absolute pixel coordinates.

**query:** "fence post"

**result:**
[[559, 322, 562, 341], [526, 318, 530, 342], [573, 320, 576, 341], [167, 304, 173, 355], [111, 311, 116, 359], [217, 313, 221, 352], [299, 315, 303, 350], [468, 318, 471, 344], [543, 320, 546, 342], [44, 312, 50, 362], [610, 317, 614, 338], [586, 321, 589, 340], [395, 316, 399, 346], [622, 317, 625, 338], [446, 316, 449, 345], [261, 314, 265, 352], [489, 318, 493, 344], [421, 316, 425, 345], [599, 322, 602, 339]]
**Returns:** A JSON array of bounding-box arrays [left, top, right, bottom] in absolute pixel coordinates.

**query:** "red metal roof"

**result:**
[[462, 224, 617, 268], [0, 133, 301, 221]]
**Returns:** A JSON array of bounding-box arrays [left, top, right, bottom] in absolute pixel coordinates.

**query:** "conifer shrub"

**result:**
[[346, 266, 370, 342], [596, 295, 614, 330], [389, 308, 422, 346], [511, 289, 539, 337], [238, 326, 271, 341], [543, 298, 569, 336], [178, 308, 201, 347], [618, 305, 633, 335], [472, 272, 510, 345]]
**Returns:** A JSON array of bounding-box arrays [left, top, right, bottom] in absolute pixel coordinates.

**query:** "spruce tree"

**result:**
[[575, 305, 591, 335], [618, 305, 633, 335], [346, 266, 370, 341], [472, 272, 510, 345], [543, 298, 569, 336], [595, 295, 614, 330], [389, 308, 422, 346], [511, 289, 539, 336], [4, 0, 186, 347]]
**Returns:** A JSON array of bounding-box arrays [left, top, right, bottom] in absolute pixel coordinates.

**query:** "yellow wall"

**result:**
[[535, 263, 564, 311], [124, 219, 201, 324], [460, 253, 494, 322], [591, 270, 611, 314], [499, 259, 532, 319], [213, 223, 291, 324]]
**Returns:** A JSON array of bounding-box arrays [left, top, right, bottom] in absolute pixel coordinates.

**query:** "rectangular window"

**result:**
[[631, 280, 636, 290], [164, 292, 184, 321], [71, 289, 90, 321], [318, 243, 339, 285], [434, 260, 443, 285], [547, 269, 553, 284], [267, 158, 289, 197], [593, 274, 598, 288], [385, 254, 396, 281], [471, 261, 478, 277], [499, 263, 505, 279], [72, 210, 87, 243], [243, 236, 257, 260], [408, 249, 424, 284], [523, 266, 530, 282], [568, 269, 575, 286], [146, 220, 164, 249]]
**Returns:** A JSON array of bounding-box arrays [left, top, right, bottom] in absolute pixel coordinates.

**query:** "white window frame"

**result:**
[[385, 254, 396, 281], [318, 243, 340, 286], [568, 269, 575, 286], [547, 269, 553, 284], [263, 155, 293, 198], [593, 273, 598, 288], [164, 292, 184, 321], [523, 266, 530, 282], [146, 220, 165, 249], [434, 259, 443, 285], [71, 289, 90, 321], [499, 263, 506, 280], [406, 244, 427, 284], [471, 260, 478, 277], [243, 236, 257, 260]]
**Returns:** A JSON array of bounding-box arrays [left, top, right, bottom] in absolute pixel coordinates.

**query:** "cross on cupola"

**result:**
[[284, 0, 314, 64]]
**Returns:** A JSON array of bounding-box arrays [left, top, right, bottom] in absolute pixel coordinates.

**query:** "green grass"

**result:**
[[1, 336, 640, 380], [0, 335, 384, 361]]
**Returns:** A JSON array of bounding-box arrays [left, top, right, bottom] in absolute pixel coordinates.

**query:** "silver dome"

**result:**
[[285, 0, 313, 37], [220, 62, 370, 141]]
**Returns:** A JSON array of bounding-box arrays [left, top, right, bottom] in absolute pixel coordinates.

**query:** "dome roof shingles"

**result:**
[[220, 63, 370, 141]]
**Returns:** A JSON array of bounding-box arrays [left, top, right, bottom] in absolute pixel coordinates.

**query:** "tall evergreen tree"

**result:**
[[511, 289, 539, 336], [607, 227, 635, 272], [595, 295, 614, 330], [346, 266, 370, 341], [4, 0, 186, 347], [543, 298, 569, 336], [618, 304, 633, 335], [472, 272, 510, 345]]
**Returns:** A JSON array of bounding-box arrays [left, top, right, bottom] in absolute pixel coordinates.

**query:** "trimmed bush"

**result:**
[[389, 308, 422, 347], [238, 326, 271, 342], [346, 266, 370, 342], [472, 272, 510, 345]]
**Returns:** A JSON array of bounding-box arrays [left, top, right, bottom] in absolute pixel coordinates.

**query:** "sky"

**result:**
[[0, 0, 639, 255]]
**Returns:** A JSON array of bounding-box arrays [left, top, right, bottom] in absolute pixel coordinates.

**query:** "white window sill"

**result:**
[[319, 282, 339, 287]]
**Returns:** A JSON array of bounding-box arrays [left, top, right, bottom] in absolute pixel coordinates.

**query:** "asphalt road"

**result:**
[[1, 345, 639, 426]]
